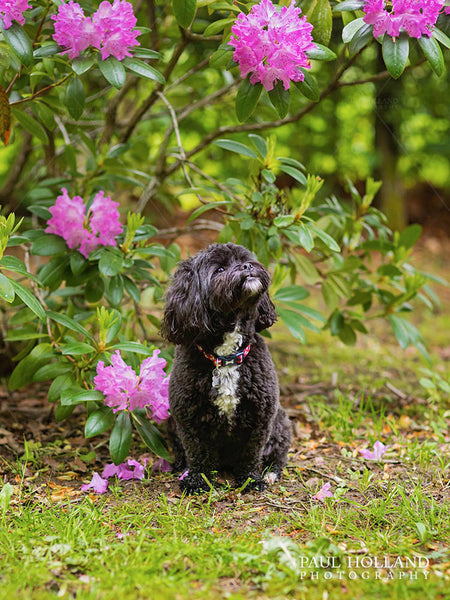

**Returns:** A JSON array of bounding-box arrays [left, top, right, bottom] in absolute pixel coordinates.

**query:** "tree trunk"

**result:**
[[374, 47, 407, 231]]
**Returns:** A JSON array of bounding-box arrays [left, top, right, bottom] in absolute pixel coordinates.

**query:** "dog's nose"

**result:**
[[239, 262, 253, 272]]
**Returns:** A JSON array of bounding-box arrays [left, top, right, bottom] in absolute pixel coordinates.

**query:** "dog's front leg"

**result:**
[[176, 427, 219, 494], [233, 427, 270, 492]]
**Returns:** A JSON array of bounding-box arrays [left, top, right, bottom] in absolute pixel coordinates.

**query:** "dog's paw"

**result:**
[[235, 473, 267, 493], [179, 472, 210, 495]]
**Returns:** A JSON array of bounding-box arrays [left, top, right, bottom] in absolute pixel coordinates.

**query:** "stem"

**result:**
[[10, 75, 72, 106]]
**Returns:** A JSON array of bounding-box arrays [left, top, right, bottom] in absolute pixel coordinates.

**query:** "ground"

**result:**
[[0, 242, 449, 600]]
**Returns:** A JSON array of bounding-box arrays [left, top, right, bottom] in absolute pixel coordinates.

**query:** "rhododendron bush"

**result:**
[[0, 0, 448, 468]]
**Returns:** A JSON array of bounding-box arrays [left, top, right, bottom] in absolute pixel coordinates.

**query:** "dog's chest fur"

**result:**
[[211, 328, 243, 420]]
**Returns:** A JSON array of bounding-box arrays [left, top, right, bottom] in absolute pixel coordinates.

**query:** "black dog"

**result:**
[[161, 243, 291, 494]]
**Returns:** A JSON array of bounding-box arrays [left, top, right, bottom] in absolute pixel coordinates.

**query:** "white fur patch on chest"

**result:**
[[212, 328, 242, 420]]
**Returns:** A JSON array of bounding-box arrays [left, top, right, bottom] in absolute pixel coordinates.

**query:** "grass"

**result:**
[[0, 246, 449, 599]]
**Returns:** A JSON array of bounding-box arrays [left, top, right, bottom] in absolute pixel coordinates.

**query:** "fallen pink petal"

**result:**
[[81, 472, 109, 494], [313, 482, 333, 501], [359, 440, 388, 461]]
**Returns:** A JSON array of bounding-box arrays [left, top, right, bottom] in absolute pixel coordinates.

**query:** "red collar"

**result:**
[[196, 344, 251, 368]]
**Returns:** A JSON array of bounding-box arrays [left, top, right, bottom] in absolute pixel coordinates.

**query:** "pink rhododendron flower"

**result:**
[[102, 459, 147, 480], [52, 1, 102, 60], [363, 0, 446, 39], [229, 0, 316, 91], [179, 470, 189, 481], [93, 0, 141, 60], [0, 0, 31, 29], [52, 0, 140, 60], [46, 188, 122, 258], [81, 472, 109, 494], [359, 440, 388, 461], [94, 350, 170, 422], [312, 482, 333, 501]]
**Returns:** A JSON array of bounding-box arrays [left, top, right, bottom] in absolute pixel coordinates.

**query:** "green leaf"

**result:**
[[55, 401, 76, 422], [11, 108, 48, 144], [268, 82, 290, 119], [278, 164, 307, 186], [109, 342, 154, 355], [274, 285, 309, 302], [306, 43, 337, 61], [348, 23, 373, 55], [33, 361, 71, 382], [342, 17, 366, 44], [107, 274, 124, 306], [38, 255, 70, 289], [123, 58, 165, 84], [273, 215, 295, 228], [0, 273, 14, 302], [418, 35, 444, 77], [172, 0, 197, 28], [65, 77, 85, 120], [0, 255, 32, 277], [338, 324, 357, 345], [131, 411, 171, 461], [61, 388, 105, 406], [31, 234, 68, 256], [235, 77, 263, 122], [332, 0, 365, 11], [294, 253, 321, 285], [203, 17, 235, 36], [187, 201, 230, 223], [110, 412, 132, 465], [309, 224, 341, 252], [85, 277, 105, 303], [298, 224, 314, 252], [389, 314, 410, 349], [70, 252, 87, 276], [48, 374, 74, 403], [2, 22, 32, 66], [9, 280, 46, 320], [85, 407, 115, 438], [0, 481, 13, 514], [294, 69, 320, 102], [123, 276, 141, 302], [300, 0, 333, 46], [322, 280, 339, 311], [33, 42, 59, 58], [132, 48, 162, 59], [382, 34, 409, 79], [98, 56, 126, 89], [398, 224, 422, 249], [248, 134, 267, 159], [8, 343, 53, 391], [47, 310, 93, 340], [278, 308, 306, 343], [98, 247, 124, 277], [214, 139, 258, 159], [432, 27, 450, 50], [61, 342, 96, 355], [72, 56, 95, 75]]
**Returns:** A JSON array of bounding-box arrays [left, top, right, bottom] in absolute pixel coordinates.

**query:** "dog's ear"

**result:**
[[255, 291, 277, 332], [161, 258, 206, 345]]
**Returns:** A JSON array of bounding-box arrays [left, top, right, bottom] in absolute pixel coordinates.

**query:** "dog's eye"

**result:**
[[214, 266, 225, 274]]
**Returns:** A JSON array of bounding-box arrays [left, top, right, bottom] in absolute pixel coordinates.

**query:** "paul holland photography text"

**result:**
[[297, 555, 430, 581]]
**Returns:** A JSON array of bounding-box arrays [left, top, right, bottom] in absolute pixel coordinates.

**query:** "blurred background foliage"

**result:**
[[0, 5, 448, 235]]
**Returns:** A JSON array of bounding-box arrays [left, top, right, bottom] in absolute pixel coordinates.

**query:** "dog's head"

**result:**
[[161, 243, 277, 345]]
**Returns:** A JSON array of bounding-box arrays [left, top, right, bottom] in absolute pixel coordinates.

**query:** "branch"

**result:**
[[120, 36, 188, 143], [164, 50, 363, 179], [9, 75, 72, 106], [0, 132, 33, 208]]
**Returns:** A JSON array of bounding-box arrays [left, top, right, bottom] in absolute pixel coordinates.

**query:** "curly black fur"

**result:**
[[161, 243, 292, 494]]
